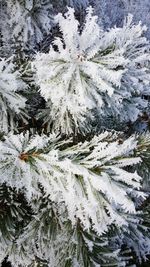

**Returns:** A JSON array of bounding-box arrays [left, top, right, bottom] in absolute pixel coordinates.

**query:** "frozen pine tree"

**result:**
[[0, 1, 150, 267]]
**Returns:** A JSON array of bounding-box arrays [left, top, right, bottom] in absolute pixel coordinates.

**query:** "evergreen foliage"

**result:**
[[0, 1, 150, 267], [1, 0, 53, 48], [0, 131, 144, 234], [0, 57, 27, 133], [33, 7, 150, 134]]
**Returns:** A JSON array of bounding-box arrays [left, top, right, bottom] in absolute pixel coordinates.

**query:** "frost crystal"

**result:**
[[33, 7, 150, 134], [0, 131, 143, 235]]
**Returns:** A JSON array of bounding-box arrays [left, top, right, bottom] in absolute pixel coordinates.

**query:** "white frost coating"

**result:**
[[0, 131, 143, 235], [4, 0, 53, 45], [33, 7, 150, 134], [0, 57, 27, 132]]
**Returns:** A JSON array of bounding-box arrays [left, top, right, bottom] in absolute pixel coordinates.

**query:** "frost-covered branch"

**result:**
[[0, 57, 27, 132], [0, 131, 145, 236], [33, 7, 150, 135], [2, 0, 53, 48]]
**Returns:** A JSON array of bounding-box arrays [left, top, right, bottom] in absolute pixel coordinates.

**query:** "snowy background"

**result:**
[[94, 0, 150, 38]]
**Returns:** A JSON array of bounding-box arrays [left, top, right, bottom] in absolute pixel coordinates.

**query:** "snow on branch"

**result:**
[[3, 0, 53, 46], [0, 57, 27, 132], [33, 7, 150, 135], [0, 131, 144, 235]]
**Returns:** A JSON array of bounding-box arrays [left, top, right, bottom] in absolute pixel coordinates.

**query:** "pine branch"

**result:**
[[33, 7, 150, 135], [5, 197, 124, 267], [1, 0, 54, 53], [0, 57, 27, 133], [133, 132, 150, 191], [0, 131, 145, 236], [0, 185, 31, 265]]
